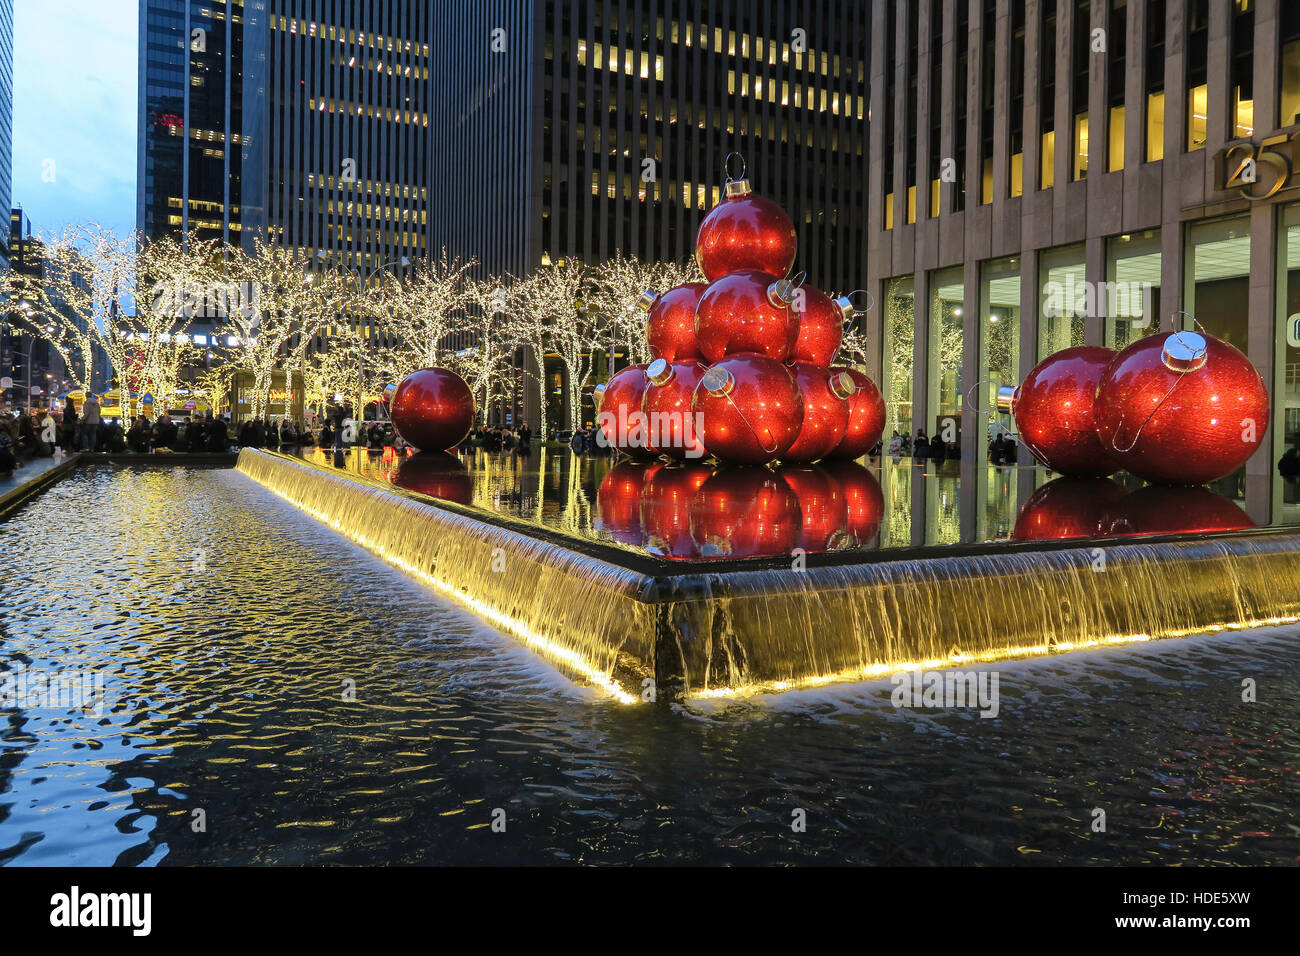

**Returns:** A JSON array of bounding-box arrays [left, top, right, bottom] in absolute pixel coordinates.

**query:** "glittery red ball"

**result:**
[[1012, 477, 1129, 541], [391, 367, 475, 452], [689, 466, 800, 558], [1014, 346, 1120, 477], [646, 283, 707, 363], [695, 271, 800, 363], [1103, 485, 1256, 536], [818, 459, 884, 545], [597, 364, 656, 457], [390, 452, 474, 505], [695, 189, 797, 281], [692, 353, 804, 465], [825, 367, 887, 460], [782, 362, 851, 463], [641, 360, 708, 460], [776, 464, 849, 552], [642, 462, 714, 559], [1094, 332, 1270, 485], [595, 460, 661, 546], [789, 286, 845, 367]]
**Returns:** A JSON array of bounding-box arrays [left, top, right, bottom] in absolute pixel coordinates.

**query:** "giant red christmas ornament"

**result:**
[[596, 364, 654, 457], [1012, 477, 1129, 541], [689, 467, 800, 559], [1093, 331, 1270, 485], [595, 461, 660, 546], [692, 353, 804, 465], [1012, 346, 1120, 477], [391, 367, 475, 452], [783, 362, 853, 463], [790, 288, 850, 367], [826, 367, 887, 460], [818, 459, 884, 545], [641, 462, 713, 559], [776, 464, 849, 552], [695, 270, 801, 363], [641, 358, 708, 460], [391, 452, 475, 505], [638, 283, 707, 363], [1104, 484, 1255, 537], [695, 175, 797, 281]]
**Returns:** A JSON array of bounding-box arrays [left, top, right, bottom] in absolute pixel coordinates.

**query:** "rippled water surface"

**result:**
[[1, 464, 1298, 866]]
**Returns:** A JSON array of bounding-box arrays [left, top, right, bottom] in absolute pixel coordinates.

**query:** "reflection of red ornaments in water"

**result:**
[[692, 353, 804, 465], [782, 363, 852, 464], [789, 288, 848, 367], [818, 459, 884, 544], [694, 181, 797, 281], [642, 463, 713, 559], [1012, 477, 1129, 541], [641, 359, 708, 460], [695, 271, 800, 363], [597, 364, 654, 457], [1014, 346, 1120, 477], [1104, 484, 1255, 536], [595, 460, 660, 545], [690, 467, 800, 558], [391, 367, 475, 452], [1094, 332, 1270, 485], [390, 452, 474, 505], [776, 464, 848, 552], [825, 367, 886, 460], [644, 283, 707, 363]]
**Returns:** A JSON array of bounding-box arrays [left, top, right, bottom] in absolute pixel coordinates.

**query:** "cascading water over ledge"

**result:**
[[237, 448, 1300, 703]]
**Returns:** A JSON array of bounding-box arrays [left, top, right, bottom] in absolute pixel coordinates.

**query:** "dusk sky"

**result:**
[[11, 0, 137, 239]]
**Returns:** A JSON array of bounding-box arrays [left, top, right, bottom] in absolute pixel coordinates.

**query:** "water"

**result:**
[[2, 464, 1298, 865]]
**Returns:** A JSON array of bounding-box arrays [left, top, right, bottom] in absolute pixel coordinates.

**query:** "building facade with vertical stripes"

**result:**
[[867, 0, 1300, 534]]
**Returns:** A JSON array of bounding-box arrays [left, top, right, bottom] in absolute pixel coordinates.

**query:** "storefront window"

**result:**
[[1037, 245, 1086, 359], [883, 277, 915, 440], [927, 267, 965, 439], [1106, 229, 1162, 350]]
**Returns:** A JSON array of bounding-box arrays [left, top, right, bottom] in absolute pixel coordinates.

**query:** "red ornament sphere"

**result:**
[[818, 459, 885, 545], [689, 467, 801, 559], [391, 367, 475, 452], [776, 464, 850, 552], [782, 362, 853, 463], [642, 462, 714, 559], [1103, 484, 1255, 537], [692, 353, 804, 465], [596, 364, 655, 457], [641, 359, 708, 460], [595, 460, 661, 546], [1014, 346, 1120, 477], [1093, 331, 1270, 485], [695, 181, 797, 281], [695, 271, 800, 363], [643, 283, 707, 363], [391, 452, 475, 505], [825, 367, 887, 460], [789, 287, 848, 367], [1012, 477, 1129, 541]]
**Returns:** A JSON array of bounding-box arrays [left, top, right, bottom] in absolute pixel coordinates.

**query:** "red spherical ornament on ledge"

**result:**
[[640, 283, 707, 363], [782, 363, 852, 464], [695, 270, 801, 363], [641, 358, 708, 460], [596, 364, 655, 457], [695, 176, 797, 282], [1093, 331, 1269, 485], [1014, 346, 1120, 477], [789, 288, 849, 367], [692, 353, 804, 465], [825, 367, 886, 460], [391, 367, 475, 452]]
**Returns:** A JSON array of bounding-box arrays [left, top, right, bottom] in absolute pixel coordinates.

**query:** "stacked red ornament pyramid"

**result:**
[[599, 158, 886, 466]]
